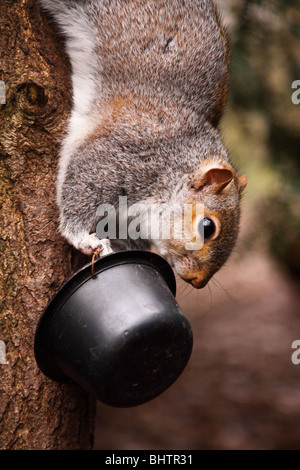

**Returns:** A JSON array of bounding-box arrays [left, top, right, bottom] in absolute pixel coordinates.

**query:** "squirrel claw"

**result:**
[[96, 238, 113, 256], [91, 239, 113, 279], [91, 247, 103, 279], [75, 233, 113, 256], [92, 246, 104, 257]]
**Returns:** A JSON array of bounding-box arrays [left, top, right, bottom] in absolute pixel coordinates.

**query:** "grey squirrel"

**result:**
[[39, 0, 247, 288]]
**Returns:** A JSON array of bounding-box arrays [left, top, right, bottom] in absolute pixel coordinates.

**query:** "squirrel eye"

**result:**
[[198, 217, 216, 241]]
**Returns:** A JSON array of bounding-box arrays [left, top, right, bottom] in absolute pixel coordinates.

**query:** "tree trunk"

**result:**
[[0, 0, 96, 450]]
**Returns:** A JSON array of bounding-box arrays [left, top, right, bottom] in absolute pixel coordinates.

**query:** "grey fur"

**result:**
[[39, 0, 246, 288]]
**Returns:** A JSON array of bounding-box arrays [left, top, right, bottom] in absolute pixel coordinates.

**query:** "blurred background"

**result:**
[[94, 0, 300, 449]]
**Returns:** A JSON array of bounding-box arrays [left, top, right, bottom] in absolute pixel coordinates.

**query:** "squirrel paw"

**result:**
[[74, 233, 113, 256]]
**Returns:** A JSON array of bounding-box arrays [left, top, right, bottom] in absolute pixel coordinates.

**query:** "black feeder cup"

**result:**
[[34, 250, 193, 407]]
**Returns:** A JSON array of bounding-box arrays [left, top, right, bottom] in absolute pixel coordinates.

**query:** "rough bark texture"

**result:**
[[0, 0, 96, 450]]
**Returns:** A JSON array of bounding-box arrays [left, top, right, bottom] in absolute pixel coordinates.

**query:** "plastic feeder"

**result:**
[[34, 250, 193, 407]]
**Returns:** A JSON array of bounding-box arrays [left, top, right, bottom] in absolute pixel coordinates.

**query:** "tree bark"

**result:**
[[0, 0, 96, 449]]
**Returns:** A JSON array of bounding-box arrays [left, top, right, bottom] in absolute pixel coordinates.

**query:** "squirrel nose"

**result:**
[[189, 277, 209, 289]]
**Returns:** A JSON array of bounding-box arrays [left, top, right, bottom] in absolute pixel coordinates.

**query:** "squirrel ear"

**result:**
[[191, 168, 234, 192], [238, 175, 248, 193]]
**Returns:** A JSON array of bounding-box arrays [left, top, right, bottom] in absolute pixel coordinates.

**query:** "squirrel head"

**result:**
[[153, 164, 247, 288]]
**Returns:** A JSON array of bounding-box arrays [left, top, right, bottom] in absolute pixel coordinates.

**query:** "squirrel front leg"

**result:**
[[57, 164, 113, 256], [63, 230, 113, 257], [59, 214, 113, 256]]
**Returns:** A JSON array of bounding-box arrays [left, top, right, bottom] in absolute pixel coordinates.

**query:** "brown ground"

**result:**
[[94, 238, 300, 450]]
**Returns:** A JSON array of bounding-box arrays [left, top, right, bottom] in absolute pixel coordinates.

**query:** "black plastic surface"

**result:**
[[34, 250, 193, 407]]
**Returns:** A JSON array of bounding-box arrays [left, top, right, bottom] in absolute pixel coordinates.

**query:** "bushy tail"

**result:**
[[39, 0, 100, 113], [39, 0, 103, 203], [39, 0, 98, 42]]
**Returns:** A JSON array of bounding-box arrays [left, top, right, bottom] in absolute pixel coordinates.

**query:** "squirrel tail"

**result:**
[[39, 0, 100, 115], [39, 0, 102, 203], [39, 1, 98, 56]]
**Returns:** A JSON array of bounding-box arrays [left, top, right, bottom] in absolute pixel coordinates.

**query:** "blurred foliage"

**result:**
[[216, 0, 300, 278]]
